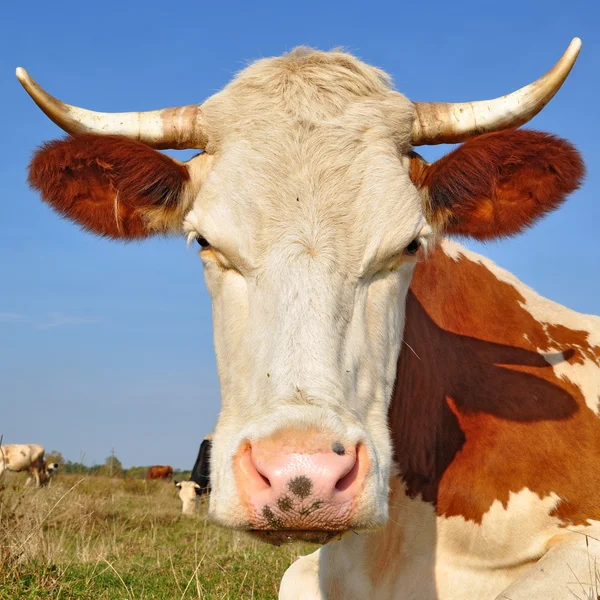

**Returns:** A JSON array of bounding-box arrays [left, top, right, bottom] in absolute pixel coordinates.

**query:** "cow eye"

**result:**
[[196, 236, 211, 248], [404, 239, 422, 256]]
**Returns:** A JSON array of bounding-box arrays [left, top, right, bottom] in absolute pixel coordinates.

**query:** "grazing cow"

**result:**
[[28, 460, 60, 488], [0, 443, 46, 488], [146, 465, 174, 481], [175, 480, 201, 515], [190, 433, 212, 496], [18, 39, 600, 598]]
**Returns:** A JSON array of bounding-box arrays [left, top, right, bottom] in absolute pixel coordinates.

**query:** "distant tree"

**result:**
[[63, 460, 89, 474], [98, 450, 124, 478], [89, 464, 102, 476], [125, 466, 147, 480], [45, 450, 64, 465], [173, 469, 192, 480]]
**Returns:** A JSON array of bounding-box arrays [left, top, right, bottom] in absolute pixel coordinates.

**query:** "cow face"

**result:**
[[38, 461, 59, 487], [24, 47, 583, 541], [176, 481, 201, 515], [188, 83, 429, 537]]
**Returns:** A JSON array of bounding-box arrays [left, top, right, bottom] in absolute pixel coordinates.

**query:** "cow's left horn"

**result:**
[[411, 38, 582, 146], [15, 68, 207, 150]]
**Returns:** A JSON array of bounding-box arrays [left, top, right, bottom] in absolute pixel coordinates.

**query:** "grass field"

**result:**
[[0, 473, 315, 599]]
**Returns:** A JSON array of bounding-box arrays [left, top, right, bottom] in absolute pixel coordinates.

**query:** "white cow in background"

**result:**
[[0, 443, 47, 488], [176, 480, 201, 515]]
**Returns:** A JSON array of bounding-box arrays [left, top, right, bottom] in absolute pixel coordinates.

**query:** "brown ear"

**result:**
[[409, 129, 585, 240], [28, 134, 193, 239]]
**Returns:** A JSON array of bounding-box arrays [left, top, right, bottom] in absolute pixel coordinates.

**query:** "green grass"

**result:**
[[0, 474, 315, 599]]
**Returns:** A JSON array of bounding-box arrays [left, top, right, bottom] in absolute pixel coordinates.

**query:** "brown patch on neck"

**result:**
[[390, 246, 600, 526]]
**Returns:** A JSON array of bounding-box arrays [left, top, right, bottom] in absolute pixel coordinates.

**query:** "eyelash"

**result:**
[[404, 238, 422, 256]]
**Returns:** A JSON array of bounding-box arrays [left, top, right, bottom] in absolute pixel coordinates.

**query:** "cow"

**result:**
[[17, 38, 599, 598], [146, 465, 174, 481], [175, 480, 201, 515], [0, 443, 47, 488], [190, 433, 212, 496], [27, 460, 60, 488]]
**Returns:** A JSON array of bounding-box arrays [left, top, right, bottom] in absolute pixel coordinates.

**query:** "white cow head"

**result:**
[[46, 462, 59, 475], [176, 481, 201, 515], [21, 41, 584, 542], [39, 461, 59, 487]]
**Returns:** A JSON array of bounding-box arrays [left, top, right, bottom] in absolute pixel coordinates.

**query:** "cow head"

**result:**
[[176, 481, 201, 515], [20, 41, 584, 542], [39, 461, 59, 487]]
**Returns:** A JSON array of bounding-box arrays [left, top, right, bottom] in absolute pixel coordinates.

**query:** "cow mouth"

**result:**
[[248, 529, 343, 546]]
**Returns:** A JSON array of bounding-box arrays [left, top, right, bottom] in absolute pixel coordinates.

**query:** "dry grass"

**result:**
[[0, 473, 315, 599]]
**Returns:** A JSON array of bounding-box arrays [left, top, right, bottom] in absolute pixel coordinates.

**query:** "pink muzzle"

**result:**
[[234, 431, 369, 534]]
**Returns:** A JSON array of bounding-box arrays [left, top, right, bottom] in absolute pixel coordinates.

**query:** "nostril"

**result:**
[[335, 451, 360, 493], [250, 449, 273, 489], [258, 472, 271, 488], [332, 441, 345, 455], [237, 445, 272, 492]]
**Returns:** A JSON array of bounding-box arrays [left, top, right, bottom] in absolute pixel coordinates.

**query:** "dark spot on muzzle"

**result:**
[[332, 441, 345, 455], [262, 505, 283, 529], [288, 476, 312, 499], [277, 496, 293, 512], [299, 499, 324, 517]]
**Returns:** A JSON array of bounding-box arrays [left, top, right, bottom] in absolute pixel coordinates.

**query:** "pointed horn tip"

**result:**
[[563, 37, 582, 61], [555, 37, 581, 71], [15, 67, 28, 84], [570, 37, 582, 52]]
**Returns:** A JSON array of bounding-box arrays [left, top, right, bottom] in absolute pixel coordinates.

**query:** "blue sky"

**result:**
[[1, 0, 598, 469]]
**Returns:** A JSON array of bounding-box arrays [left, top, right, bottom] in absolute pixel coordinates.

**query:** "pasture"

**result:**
[[0, 474, 313, 599]]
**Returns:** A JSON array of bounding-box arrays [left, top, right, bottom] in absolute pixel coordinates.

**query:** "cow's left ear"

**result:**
[[409, 129, 585, 240]]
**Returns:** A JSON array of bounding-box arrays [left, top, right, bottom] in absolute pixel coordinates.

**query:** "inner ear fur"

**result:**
[[409, 129, 585, 240], [28, 134, 194, 240]]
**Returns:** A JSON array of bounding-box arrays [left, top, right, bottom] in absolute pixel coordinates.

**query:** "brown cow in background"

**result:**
[[146, 465, 173, 481]]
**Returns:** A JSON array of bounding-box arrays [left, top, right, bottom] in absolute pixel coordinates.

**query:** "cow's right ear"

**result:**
[[28, 134, 207, 240], [175, 481, 182, 488]]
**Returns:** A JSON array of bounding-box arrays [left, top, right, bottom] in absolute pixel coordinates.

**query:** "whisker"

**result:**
[[402, 339, 421, 361]]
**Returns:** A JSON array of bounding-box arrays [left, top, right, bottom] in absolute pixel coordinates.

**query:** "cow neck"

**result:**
[[388, 244, 600, 525]]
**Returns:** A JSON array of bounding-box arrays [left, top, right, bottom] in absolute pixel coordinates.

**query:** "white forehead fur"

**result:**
[[185, 47, 422, 264], [201, 46, 415, 153]]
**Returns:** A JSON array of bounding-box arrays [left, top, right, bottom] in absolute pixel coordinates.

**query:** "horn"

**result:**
[[16, 68, 207, 149], [411, 38, 582, 146]]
